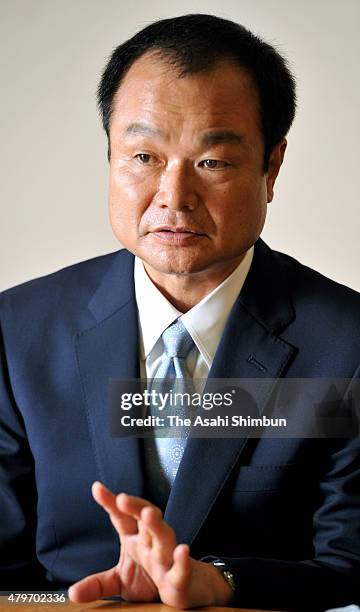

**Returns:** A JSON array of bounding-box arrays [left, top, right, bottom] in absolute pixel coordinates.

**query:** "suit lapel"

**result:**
[[75, 250, 144, 497], [165, 240, 297, 545]]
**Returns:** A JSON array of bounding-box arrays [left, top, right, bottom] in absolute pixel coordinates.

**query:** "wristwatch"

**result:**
[[211, 558, 236, 592]]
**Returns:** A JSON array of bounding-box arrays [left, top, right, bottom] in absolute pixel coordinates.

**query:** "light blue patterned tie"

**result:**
[[150, 319, 195, 484]]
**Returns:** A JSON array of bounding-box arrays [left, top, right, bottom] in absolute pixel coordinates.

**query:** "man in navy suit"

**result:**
[[1, 14, 359, 611]]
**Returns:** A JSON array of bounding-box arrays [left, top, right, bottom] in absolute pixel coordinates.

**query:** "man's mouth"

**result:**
[[150, 226, 205, 243]]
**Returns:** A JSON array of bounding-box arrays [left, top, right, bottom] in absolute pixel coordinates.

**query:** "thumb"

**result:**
[[68, 565, 121, 602]]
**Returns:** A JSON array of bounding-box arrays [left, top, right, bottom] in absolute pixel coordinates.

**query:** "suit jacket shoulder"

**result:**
[[0, 249, 136, 338], [239, 240, 360, 377]]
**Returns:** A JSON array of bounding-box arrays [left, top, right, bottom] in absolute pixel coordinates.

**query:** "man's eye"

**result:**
[[199, 159, 229, 170], [135, 153, 153, 164]]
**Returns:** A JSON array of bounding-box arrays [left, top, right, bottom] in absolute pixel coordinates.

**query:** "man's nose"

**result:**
[[154, 162, 200, 211]]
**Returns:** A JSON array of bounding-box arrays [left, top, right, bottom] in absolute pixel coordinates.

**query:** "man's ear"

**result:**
[[266, 139, 287, 203]]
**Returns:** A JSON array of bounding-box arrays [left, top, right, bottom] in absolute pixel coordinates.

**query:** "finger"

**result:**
[[138, 516, 152, 550], [68, 565, 121, 603], [168, 544, 191, 590], [140, 506, 176, 568], [92, 481, 137, 535], [116, 492, 162, 521]]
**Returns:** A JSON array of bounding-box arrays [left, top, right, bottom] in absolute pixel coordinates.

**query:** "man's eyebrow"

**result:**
[[198, 130, 245, 146], [124, 122, 166, 139]]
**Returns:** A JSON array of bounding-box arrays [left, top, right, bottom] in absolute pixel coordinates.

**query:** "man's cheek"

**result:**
[[112, 166, 151, 190]]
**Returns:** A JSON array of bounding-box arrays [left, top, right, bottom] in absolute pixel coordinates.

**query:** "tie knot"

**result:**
[[162, 319, 194, 359]]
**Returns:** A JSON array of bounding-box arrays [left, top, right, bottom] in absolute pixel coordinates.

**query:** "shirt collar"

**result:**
[[134, 248, 254, 367], [134, 257, 181, 361]]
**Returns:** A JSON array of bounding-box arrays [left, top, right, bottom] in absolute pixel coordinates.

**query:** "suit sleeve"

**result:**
[[0, 293, 51, 590], [204, 374, 360, 611]]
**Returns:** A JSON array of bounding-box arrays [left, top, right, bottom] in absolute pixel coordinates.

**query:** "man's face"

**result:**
[[108, 53, 284, 280]]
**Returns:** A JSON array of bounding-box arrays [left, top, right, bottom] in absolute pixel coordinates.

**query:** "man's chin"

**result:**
[[143, 260, 205, 277], [139, 252, 211, 277]]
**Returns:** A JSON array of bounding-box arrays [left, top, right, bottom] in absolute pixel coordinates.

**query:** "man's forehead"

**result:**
[[123, 121, 246, 147], [110, 53, 261, 141]]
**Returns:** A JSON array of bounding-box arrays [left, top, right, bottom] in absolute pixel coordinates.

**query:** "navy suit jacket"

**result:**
[[1, 239, 360, 610]]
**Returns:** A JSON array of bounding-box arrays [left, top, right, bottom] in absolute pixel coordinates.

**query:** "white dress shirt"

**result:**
[[134, 247, 254, 390]]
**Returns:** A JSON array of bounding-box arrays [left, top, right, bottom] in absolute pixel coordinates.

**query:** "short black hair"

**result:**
[[97, 13, 296, 170]]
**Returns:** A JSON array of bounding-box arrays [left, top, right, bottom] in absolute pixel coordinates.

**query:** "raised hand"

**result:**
[[122, 495, 234, 609], [68, 482, 159, 603], [68, 482, 234, 608]]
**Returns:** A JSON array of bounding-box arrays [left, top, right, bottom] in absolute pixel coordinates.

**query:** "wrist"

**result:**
[[207, 562, 235, 606]]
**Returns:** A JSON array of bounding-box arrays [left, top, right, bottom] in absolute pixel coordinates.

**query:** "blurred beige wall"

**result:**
[[1, 0, 359, 291]]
